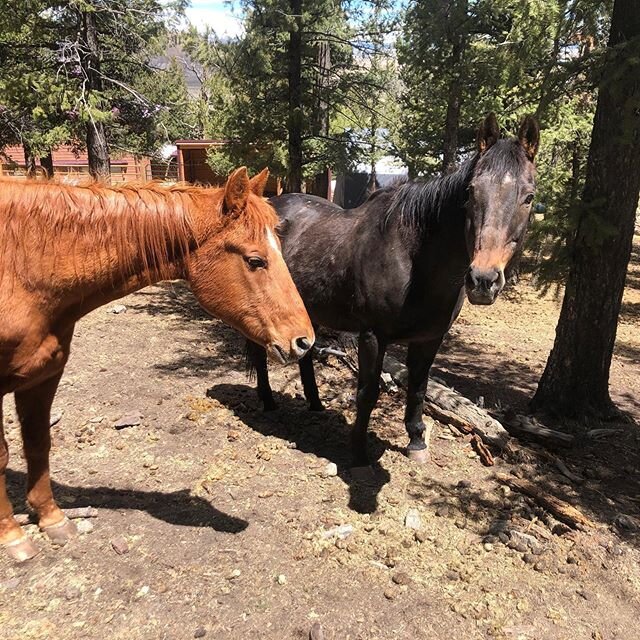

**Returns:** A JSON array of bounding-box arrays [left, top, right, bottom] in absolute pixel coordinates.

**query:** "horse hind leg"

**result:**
[[246, 340, 278, 411], [299, 350, 324, 412], [15, 372, 77, 546], [351, 331, 386, 470], [0, 397, 40, 561]]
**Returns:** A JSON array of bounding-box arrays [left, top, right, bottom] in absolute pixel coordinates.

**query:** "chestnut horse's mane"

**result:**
[[0, 177, 277, 287]]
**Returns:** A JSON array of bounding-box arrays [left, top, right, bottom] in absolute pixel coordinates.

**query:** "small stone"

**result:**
[[50, 412, 63, 427], [457, 480, 471, 489], [322, 462, 338, 478], [135, 585, 150, 599], [392, 571, 411, 586], [110, 536, 129, 555], [435, 505, 450, 518], [576, 589, 592, 601], [445, 570, 460, 581], [322, 524, 353, 540], [276, 574, 287, 585], [227, 569, 241, 580], [414, 530, 428, 543], [76, 520, 94, 535], [483, 543, 494, 552], [614, 514, 640, 532], [114, 413, 142, 430], [567, 554, 579, 565], [0, 578, 21, 590], [384, 588, 397, 600], [194, 627, 206, 638], [109, 304, 127, 314], [404, 509, 422, 530], [523, 553, 536, 565]]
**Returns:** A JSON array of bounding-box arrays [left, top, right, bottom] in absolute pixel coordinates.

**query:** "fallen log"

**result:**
[[494, 473, 595, 530], [15, 506, 99, 526], [494, 410, 574, 447], [382, 355, 511, 449]]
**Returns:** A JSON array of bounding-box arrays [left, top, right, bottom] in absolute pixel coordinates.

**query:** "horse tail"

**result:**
[[244, 339, 258, 381]]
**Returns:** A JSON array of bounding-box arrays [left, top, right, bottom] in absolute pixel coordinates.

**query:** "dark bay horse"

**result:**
[[247, 114, 539, 470], [0, 167, 314, 561]]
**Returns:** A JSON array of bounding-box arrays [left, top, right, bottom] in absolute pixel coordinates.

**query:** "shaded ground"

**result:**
[[1, 237, 639, 640]]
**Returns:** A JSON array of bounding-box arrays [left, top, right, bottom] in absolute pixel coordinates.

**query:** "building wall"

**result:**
[[0, 144, 151, 182]]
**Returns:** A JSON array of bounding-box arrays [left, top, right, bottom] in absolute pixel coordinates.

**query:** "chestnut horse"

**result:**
[[0, 167, 314, 561]]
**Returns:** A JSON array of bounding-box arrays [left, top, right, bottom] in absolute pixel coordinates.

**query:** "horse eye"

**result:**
[[524, 194, 534, 205], [245, 256, 267, 270]]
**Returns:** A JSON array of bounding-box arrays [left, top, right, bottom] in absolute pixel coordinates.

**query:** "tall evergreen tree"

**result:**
[[531, 0, 640, 418]]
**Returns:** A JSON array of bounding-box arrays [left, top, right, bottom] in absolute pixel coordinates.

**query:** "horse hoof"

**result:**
[[3, 536, 40, 563], [407, 447, 430, 464], [42, 517, 77, 546], [351, 465, 376, 482]]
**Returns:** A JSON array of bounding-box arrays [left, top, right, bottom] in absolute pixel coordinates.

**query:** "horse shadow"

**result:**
[[206, 382, 393, 514], [5, 470, 248, 533]]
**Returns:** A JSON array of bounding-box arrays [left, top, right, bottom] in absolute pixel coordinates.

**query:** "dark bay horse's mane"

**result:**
[[381, 138, 530, 237], [0, 178, 278, 285]]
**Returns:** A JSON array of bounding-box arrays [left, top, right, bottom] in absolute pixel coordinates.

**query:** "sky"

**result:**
[[183, 0, 244, 37]]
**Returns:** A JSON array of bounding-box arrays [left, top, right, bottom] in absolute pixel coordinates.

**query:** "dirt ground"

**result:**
[[1, 237, 639, 640]]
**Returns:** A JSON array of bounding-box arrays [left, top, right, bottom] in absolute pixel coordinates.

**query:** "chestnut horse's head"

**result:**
[[188, 167, 314, 363], [464, 113, 540, 305]]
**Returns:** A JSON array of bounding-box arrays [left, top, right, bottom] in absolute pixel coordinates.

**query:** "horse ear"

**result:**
[[477, 112, 500, 154], [249, 168, 269, 197], [518, 115, 540, 160], [223, 166, 250, 214]]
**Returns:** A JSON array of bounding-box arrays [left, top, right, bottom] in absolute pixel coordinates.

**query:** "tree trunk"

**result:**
[[286, 0, 303, 193], [40, 151, 54, 178], [82, 8, 111, 182], [441, 0, 468, 173], [531, 0, 640, 418], [442, 79, 462, 172], [22, 141, 37, 178]]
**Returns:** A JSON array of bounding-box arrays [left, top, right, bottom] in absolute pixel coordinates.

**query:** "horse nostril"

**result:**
[[295, 337, 312, 353]]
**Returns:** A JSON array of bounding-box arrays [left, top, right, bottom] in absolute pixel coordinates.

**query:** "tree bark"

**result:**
[[442, 79, 462, 173], [22, 141, 37, 177], [82, 8, 111, 182], [531, 0, 640, 418], [286, 0, 303, 193], [441, 0, 468, 173], [40, 151, 54, 178]]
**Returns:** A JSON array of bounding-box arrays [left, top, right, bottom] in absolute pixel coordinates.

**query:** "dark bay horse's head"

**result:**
[[464, 113, 539, 305]]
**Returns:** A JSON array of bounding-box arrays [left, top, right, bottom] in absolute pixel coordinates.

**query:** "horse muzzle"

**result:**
[[465, 266, 504, 305], [266, 335, 314, 364]]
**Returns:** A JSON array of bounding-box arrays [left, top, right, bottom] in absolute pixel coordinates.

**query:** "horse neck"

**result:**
[[407, 160, 476, 277], [0, 180, 200, 318]]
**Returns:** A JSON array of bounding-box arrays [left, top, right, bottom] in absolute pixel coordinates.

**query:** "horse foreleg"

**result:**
[[247, 340, 277, 411], [404, 339, 442, 463], [299, 350, 323, 412], [15, 371, 77, 545], [0, 397, 40, 561], [351, 331, 386, 469]]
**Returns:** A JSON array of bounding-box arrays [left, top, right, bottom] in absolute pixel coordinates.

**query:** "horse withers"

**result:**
[[0, 167, 314, 561], [247, 114, 539, 471]]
